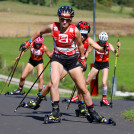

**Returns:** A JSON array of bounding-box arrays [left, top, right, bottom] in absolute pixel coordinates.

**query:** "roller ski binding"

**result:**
[[75, 103, 88, 117], [18, 94, 45, 110], [87, 115, 116, 126], [44, 103, 62, 124]]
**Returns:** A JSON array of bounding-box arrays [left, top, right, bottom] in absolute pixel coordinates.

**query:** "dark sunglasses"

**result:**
[[60, 18, 71, 22], [99, 40, 106, 44], [81, 33, 88, 38], [35, 43, 42, 46]]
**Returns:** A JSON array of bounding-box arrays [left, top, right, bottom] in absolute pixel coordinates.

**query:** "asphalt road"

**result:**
[[0, 94, 134, 134]]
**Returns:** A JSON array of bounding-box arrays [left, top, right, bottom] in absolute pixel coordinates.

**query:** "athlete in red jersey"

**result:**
[[22, 21, 93, 112], [86, 32, 120, 106], [13, 36, 51, 95], [20, 6, 109, 123]]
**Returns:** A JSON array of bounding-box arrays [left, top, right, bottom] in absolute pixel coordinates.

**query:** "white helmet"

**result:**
[[99, 32, 108, 44]]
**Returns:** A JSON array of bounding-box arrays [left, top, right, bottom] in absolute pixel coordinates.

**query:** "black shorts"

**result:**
[[93, 61, 109, 70], [28, 57, 43, 67], [51, 52, 81, 71]]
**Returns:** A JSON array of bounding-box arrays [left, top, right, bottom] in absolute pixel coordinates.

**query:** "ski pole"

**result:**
[[110, 39, 119, 108], [8, 50, 23, 87], [14, 60, 50, 112], [66, 85, 77, 110], [0, 60, 18, 95]]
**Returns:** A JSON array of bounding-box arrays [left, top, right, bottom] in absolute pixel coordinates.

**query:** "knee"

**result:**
[[48, 82, 52, 89], [79, 87, 88, 95], [39, 77, 43, 83]]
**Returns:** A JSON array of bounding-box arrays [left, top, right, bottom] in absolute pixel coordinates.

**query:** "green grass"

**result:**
[[122, 108, 134, 121], [0, 36, 134, 93]]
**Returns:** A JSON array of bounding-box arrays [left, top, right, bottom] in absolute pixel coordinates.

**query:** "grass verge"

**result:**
[[122, 109, 134, 121]]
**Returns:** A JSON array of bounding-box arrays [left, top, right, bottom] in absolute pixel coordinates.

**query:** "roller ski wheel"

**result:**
[[5, 91, 10, 95], [110, 102, 113, 108], [44, 114, 62, 124], [75, 109, 80, 117], [5, 91, 25, 95]]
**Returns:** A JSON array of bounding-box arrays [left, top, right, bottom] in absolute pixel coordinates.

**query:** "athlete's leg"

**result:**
[[69, 66, 93, 106], [13, 63, 34, 94], [23, 67, 68, 110], [41, 68, 67, 96], [69, 67, 104, 121], [36, 63, 44, 93], [102, 68, 109, 105], [20, 63, 34, 86], [86, 67, 99, 85], [50, 61, 64, 102]]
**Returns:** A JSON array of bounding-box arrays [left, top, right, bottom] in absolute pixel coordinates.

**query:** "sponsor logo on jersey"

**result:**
[[54, 26, 58, 31], [58, 34, 68, 43]]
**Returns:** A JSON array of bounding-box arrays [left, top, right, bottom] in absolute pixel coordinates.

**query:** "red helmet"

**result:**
[[57, 5, 74, 18], [77, 21, 90, 37]]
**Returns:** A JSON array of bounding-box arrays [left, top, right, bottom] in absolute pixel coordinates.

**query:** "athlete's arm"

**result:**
[[75, 27, 85, 58], [109, 43, 120, 57], [85, 46, 93, 59], [44, 45, 51, 58], [31, 24, 53, 42], [88, 37, 104, 53]]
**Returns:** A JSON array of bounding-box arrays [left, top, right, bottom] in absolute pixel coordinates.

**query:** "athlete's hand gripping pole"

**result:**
[[66, 85, 77, 110], [14, 60, 50, 112], [7, 50, 23, 87], [110, 39, 120, 108]]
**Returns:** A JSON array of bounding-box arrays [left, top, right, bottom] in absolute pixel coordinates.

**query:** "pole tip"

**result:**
[[14, 109, 17, 112]]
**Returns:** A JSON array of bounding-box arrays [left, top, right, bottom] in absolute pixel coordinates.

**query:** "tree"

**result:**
[[39, 0, 45, 6], [69, 0, 93, 10], [97, 0, 113, 7]]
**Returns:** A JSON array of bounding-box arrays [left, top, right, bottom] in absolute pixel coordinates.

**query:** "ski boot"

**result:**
[[5, 88, 25, 95], [100, 96, 110, 107], [75, 103, 88, 117], [87, 108, 116, 126], [44, 103, 62, 124], [19, 94, 44, 110]]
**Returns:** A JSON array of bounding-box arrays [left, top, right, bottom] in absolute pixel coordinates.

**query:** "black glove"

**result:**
[[19, 39, 32, 51], [19, 42, 26, 51]]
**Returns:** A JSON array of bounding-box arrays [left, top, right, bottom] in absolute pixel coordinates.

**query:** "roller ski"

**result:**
[[87, 115, 116, 126], [5, 89, 25, 95], [44, 103, 62, 124], [87, 108, 116, 126], [44, 113, 62, 124], [75, 103, 89, 117], [18, 93, 46, 110]]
